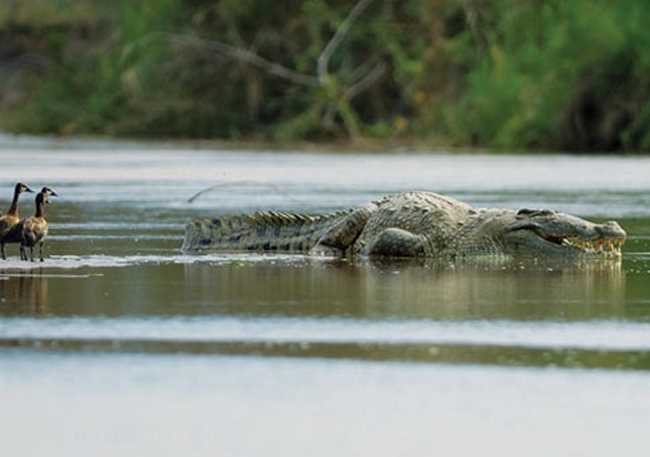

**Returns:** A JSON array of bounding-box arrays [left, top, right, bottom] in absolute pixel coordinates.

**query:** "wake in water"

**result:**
[[0, 253, 314, 270]]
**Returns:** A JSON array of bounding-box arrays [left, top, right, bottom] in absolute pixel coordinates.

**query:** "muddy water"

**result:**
[[1, 137, 649, 456]]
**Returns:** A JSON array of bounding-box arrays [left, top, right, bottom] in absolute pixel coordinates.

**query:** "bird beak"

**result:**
[[50, 191, 59, 197], [25, 187, 34, 193]]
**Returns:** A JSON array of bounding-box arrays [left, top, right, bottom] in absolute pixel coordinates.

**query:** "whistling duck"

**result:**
[[0, 182, 34, 260], [20, 187, 58, 262]]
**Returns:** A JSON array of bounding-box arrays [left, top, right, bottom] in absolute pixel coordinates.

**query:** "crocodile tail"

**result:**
[[182, 209, 352, 252]]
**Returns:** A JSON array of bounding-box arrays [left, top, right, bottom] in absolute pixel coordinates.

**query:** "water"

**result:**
[[1, 137, 650, 456]]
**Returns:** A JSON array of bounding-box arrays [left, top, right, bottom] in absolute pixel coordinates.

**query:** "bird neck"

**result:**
[[6, 188, 20, 215], [35, 197, 45, 218]]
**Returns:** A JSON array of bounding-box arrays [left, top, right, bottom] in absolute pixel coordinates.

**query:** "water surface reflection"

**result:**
[[0, 144, 649, 456]]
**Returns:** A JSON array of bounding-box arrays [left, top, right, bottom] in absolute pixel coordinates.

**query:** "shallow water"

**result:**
[[1, 137, 650, 456]]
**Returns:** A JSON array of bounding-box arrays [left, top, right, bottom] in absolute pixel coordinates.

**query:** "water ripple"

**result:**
[[2, 316, 650, 352]]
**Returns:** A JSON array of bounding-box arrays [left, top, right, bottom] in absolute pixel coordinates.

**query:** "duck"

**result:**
[[20, 187, 58, 262], [0, 182, 34, 260]]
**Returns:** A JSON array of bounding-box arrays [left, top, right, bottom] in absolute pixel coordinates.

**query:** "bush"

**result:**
[[443, 0, 650, 152], [3, 0, 650, 152]]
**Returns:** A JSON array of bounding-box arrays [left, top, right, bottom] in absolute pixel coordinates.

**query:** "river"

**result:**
[[0, 136, 649, 456]]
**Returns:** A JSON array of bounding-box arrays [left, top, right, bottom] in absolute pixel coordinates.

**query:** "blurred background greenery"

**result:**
[[1, 0, 649, 152]]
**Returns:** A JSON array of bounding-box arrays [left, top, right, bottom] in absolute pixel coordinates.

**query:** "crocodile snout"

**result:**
[[596, 221, 626, 240]]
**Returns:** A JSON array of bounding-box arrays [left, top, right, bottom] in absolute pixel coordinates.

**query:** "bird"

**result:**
[[0, 182, 34, 260], [20, 187, 58, 262]]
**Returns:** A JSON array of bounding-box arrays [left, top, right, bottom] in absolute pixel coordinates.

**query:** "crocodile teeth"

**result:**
[[562, 236, 622, 256]]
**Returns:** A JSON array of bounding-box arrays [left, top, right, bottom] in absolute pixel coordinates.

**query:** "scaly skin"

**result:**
[[182, 191, 627, 258]]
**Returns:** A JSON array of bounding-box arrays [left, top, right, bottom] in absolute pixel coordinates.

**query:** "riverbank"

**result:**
[[0, 131, 484, 154], [1, 131, 646, 156]]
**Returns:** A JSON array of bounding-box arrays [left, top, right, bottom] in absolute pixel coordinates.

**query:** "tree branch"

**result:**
[[343, 62, 386, 101], [345, 57, 380, 86], [135, 1, 382, 139], [317, 0, 375, 83], [170, 34, 318, 87], [322, 61, 386, 129]]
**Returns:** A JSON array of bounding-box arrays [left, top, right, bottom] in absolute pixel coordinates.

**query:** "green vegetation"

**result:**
[[2, 0, 650, 152]]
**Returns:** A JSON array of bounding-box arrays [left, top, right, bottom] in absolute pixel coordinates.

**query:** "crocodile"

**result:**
[[182, 191, 626, 258]]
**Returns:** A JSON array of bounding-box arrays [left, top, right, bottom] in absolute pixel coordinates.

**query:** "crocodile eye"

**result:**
[[516, 208, 538, 216], [516, 208, 555, 218]]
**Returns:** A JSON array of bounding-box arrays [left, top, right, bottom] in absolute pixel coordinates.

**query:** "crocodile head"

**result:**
[[498, 208, 626, 257]]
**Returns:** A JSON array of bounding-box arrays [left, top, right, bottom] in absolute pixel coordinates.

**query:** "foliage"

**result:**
[[445, 0, 650, 151], [2, 0, 650, 152]]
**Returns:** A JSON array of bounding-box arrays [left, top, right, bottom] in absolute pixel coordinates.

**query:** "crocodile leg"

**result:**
[[310, 206, 375, 256], [364, 228, 427, 257]]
